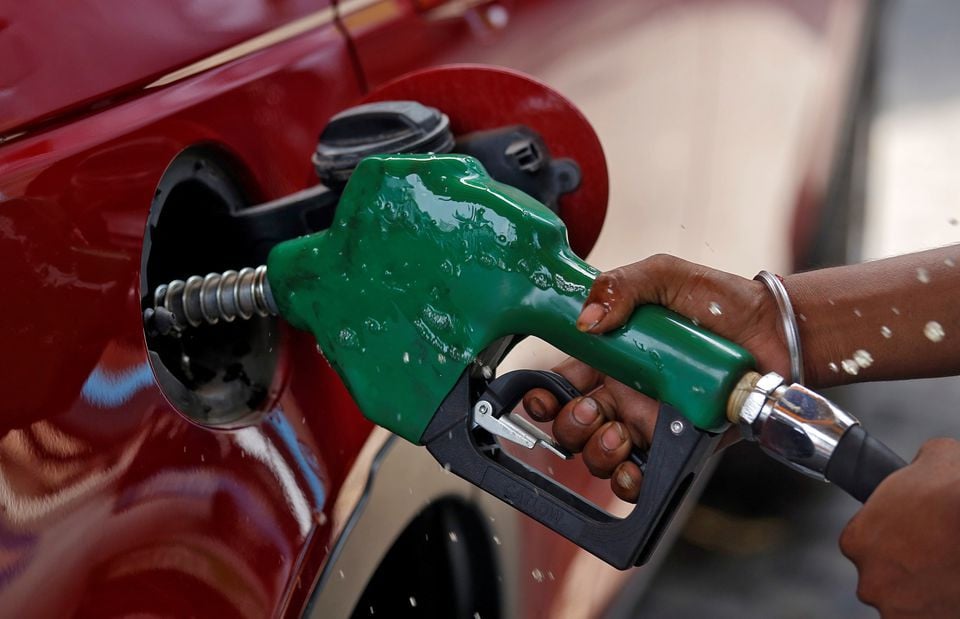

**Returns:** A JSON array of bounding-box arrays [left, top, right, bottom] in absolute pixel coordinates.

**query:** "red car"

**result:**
[[0, 1, 876, 617]]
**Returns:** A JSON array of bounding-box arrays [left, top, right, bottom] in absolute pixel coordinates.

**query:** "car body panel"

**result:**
[[0, 0, 872, 617], [0, 0, 338, 137], [0, 14, 368, 617], [337, 0, 510, 90]]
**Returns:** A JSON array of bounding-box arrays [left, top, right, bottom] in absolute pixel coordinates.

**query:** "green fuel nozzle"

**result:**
[[267, 154, 755, 442], [269, 153, 761, 567]]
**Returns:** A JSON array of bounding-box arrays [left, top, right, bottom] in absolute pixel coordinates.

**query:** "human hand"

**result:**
[[523, 254, 788, 501], [839, 438, 960, 618]]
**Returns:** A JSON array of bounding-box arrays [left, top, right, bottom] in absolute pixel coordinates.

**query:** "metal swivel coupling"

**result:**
[[144, 265, 278, 336]]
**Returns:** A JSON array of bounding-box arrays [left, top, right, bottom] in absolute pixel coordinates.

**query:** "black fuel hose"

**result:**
[[825, 425, 907, 503]]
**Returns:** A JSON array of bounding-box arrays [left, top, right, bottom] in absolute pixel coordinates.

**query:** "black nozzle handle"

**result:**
[[423, 370, 720, 569], [825, 425, 906, 503]]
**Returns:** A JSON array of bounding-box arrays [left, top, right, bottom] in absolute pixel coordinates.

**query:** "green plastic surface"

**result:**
[[267, 154, 755, 443]]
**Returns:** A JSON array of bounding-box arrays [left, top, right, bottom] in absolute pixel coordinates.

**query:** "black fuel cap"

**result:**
[[313, 100, 455, 187]]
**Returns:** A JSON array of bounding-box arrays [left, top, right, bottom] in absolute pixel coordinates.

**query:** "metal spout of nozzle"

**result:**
[[144, 265, 278, 336], [726, 370, 859, 481]]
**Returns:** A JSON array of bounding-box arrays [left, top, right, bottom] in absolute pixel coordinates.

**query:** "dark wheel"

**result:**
[[351, 498, 501, 619]]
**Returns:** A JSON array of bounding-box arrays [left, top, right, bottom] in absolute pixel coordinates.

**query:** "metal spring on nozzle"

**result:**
[[146, 265, 278, 336]]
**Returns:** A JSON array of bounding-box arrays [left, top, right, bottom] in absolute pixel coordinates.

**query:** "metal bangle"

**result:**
[[754, 270, 804, 384]]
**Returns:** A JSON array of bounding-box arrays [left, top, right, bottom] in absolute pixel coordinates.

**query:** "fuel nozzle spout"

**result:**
[[143, 265, 278, 336], [727, 371, 905, 502]]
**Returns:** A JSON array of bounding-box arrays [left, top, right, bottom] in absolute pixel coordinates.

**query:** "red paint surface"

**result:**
[[0, 0, 334, 136], [340, 0, 502, 90], [0, 10, 371, 616]]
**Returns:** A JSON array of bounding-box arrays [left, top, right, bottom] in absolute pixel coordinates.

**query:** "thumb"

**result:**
[[577, 254, 695, 333]]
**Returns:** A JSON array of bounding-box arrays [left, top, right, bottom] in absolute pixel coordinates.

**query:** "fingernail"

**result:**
[[528, 397, 546, 419], [616, 468, 635, 490], [572, 397, 598, 425], [577, 303, 606, 332], [601, 422, 626, 451]]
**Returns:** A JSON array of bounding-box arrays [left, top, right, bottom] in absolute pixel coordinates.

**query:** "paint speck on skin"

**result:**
[[841, 359, 860, 375], [828, 362, 839, 373], [532, 569, 544, 583], [853, 349, 873, 369], [708, 301, 722, 316], [917, 267, 931, 284], [881, 326, 893, 338], [853, 308, 862, 317], [798, 313, 807, 322], [828, 299, 836, 306], [925, 321, 946, 343], [946, 258, 956, 268], [892, 307, 901, 315]]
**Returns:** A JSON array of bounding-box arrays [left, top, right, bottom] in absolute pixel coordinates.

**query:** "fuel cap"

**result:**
[[313, 100, 454, 187]]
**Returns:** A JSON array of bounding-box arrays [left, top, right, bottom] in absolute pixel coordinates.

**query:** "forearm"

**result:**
[[785, 245, 960, 388]]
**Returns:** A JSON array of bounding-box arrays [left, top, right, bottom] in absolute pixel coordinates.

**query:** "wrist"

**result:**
[[739, 278, 794, 380], [782, 273, 848, 388]]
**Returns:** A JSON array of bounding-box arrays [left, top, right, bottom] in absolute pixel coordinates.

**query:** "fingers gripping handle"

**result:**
[[483, 370, 647, 467], [825, 426, 906, 503]]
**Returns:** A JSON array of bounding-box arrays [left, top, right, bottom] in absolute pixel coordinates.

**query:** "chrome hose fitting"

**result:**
[[734, 372, 859, 481], [145, 265, 278, 336]]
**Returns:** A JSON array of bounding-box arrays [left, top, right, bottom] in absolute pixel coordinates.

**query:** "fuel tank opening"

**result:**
[[140, 147, 279, 426]]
